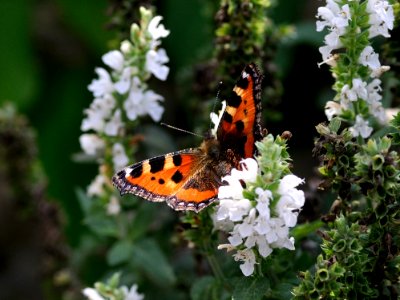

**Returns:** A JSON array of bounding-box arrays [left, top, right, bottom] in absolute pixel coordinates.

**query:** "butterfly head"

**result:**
[[201, 133, 221, 160]]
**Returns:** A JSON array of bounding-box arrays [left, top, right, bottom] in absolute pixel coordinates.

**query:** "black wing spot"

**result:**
[[158, 178, 165, 184], [117, 169, 126, 178], [171, 170, 183, 183], [235, 120, 245, 132], [130, 164, 143, 178], [149, 156, 165, 173], [172, 154, 182, 166], [236, 75, 249, 89], [223, 112, 233, 123], [151, 176, 155, 181], [227, 91, 242, 108], [237, 135, 248, 157]]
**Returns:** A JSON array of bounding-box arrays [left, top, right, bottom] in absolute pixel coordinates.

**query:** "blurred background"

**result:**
[[0, 0, 336, 298]]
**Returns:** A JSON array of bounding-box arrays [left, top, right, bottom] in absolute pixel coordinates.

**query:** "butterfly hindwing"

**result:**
[[218, 63, 263, 158], [112, 149, 219, 212]]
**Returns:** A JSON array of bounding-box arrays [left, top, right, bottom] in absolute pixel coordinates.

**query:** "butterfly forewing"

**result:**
[[218, 63, 263, 158]]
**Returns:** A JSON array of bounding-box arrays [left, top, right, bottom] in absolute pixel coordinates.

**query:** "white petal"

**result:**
[[228, 232, 243, 247], [102, 50, 124, 71], [148, 16, 170, 40], [278, 175, 304, 193], [82, 288, 105, 300], [124, 284, 144, 300], [79, 134, 105, 155], [88, 68, 114, 98]]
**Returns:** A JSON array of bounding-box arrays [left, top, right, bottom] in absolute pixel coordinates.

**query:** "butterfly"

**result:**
[[112, 63, 263, 213]]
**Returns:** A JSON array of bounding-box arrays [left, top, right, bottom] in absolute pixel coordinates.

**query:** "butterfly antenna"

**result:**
[[160, 123, 204, 138], [209, 81, 224, 131]]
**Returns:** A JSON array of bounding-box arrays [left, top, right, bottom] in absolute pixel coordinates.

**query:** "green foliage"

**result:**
[[293, 216, 377, 299], [190, 276, 224, 300], [232, 277, 270, 300], [255, 133, 291, 185]]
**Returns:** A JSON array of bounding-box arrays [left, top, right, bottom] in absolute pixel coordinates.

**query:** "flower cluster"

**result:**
[[317, 0, 394, 139], [316, 0, 351, 61], [79, 7, 169, 196], [213, 136, 305, 276]]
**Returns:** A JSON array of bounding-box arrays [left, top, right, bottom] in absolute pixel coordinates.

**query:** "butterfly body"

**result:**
[[113, 63, 263, 212]]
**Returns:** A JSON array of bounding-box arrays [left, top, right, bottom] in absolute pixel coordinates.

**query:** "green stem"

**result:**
[[256, 261, 264, 277], [205, 248, 226, 282]]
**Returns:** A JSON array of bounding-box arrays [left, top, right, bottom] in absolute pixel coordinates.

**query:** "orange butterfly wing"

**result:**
[[112, 149, 219, 212], [218, 63, 263, 158]]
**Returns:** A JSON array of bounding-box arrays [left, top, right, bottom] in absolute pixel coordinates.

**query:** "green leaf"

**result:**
[[107, 240, 134, 266], [131, 238, 176, 286], [290, 220, 324, 240], [329, 117, 341, 134], [232, 277, 270, 300], [129, 201, 157, 241], [75, 187, 92, 214], [84, 215, 119, 238], [190, 276, 219, 300]]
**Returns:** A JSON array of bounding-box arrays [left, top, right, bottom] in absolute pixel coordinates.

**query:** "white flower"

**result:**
[[123, 78, 165, 122], [319, 30, 343, 61], [236, 208, 257, 238], [114, 67, 132, 94], [367, 0, 394, 38], [359, 46, 381, 74], [340, 78, 368, 108], [147, 15, 170, 42], [319, 45, 336, 62], [278, 174, 304, 193], [233, 248, 256, 276], [218, 158, 258, 199], [371, 104, 386, 124], [82, 288, 105, 300], [141, 90, 165, 122], [210, 101, 227, 137], [216, 199, 252, 222], [349, 115, 373, 138], [255, 188, 272, 218], [88, 68, 114, 98], [121, 284, 144, 300], [316, 1, 351, 60], [245, 234, 273, 258], [81, 95, 116, 133], [325, 101, 342, 120], [102, 50, 125, 72], [350, 78, 368, 100], [145, 48, 169, 81], [107, 196, 121, 215], [216, 159, 258, 224], [112, 143, 129, 171], [80, 134, 105, 156], [366, 79, 382, 104], [104, 109, 123, 136], [87, 173, 107, 197], [276, 175, 305, 227], [316, 2, 351, 32], [215, 162, 303, 275]]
